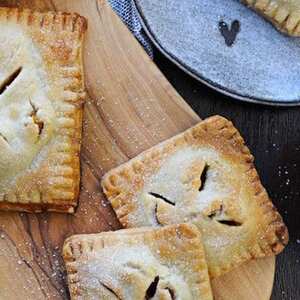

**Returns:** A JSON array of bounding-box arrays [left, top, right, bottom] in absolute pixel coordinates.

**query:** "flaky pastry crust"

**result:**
[[243, 0, 300, 36], [102, 116, 289, 278], [63, 224, 213, 300], [0, 8, 87, 213]]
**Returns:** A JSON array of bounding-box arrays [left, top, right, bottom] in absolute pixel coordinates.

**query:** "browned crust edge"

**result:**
[[0, 201, 75, 213], [242, 0, 300, 36], [101, 115, 289, 277], [0, 8, 87, 213], [63, 224, 213, 300]]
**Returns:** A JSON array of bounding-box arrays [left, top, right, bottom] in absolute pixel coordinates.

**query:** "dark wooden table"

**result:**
[[154, 49, 300, 300]]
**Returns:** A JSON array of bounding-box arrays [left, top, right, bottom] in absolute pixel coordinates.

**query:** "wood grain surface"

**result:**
[[0, 1, 275, 299]]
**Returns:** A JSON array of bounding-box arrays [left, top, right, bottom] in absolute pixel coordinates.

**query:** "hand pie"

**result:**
[[0, 8, 86, 213], [63, 224, 213, 300], [102, 116, 289, 278], [243, 0, 300, 36]]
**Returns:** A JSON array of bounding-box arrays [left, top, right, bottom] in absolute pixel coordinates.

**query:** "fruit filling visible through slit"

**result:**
[[145, 276, 160, 299], [102, 117, 289, 278], [207, 204, 242, 227], [98, 280, 121, 300], [0, 132, 8, 143], [199, 164, 209, 191], [29, 99, 44, 137], [145, 276, 176, 300], [149, 192, 175, 206], [148, 160, 243, 228], [0, 67, 22, 95]]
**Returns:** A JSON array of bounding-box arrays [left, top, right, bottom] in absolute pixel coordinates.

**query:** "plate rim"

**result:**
[[134, 0, 300, 107]]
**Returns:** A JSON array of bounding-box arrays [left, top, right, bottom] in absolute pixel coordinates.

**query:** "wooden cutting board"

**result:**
[[0, 0, 275, 299]]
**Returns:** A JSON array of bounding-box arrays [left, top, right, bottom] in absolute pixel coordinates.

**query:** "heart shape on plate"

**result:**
[[219, 20, 240, 47]]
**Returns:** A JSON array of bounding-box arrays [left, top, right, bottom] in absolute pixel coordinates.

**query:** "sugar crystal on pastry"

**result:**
[[63, 224, 213, 300], [102, 115, 289, 278], [0, 8, 86, 213]]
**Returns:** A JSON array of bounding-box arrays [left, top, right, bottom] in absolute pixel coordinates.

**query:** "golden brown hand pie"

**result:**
[[63, 224, 213, 300], [0, 8, 86, 213], [243, 0, 300, 36], [102, 116, 288, 278]]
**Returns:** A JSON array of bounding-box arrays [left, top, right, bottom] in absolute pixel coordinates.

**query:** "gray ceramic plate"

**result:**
[[134, 0, 300, 106]]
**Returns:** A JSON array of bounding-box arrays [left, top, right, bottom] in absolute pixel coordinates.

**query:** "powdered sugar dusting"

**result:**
[[76, 244, 192, 298], [130, 147, 236, 226]]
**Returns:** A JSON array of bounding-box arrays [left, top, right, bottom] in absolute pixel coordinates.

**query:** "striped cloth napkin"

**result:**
[[108, 0, 153, 58]]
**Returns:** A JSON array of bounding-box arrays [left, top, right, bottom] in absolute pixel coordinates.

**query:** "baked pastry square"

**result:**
[[102, 116, 289, 278], [243, 0, 300, 36], [63, 224, 213, 300], [0, 8, 86, 213]]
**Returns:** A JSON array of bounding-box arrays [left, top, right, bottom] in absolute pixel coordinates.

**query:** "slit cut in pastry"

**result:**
[[102, 115, 289, 278], [63, 224, 213, 300], [243, 0, 300, 36], [0, 8, 87, 213]]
